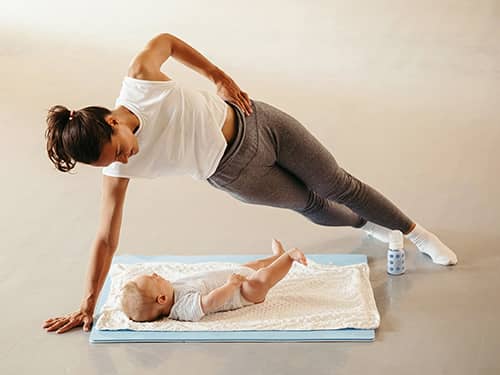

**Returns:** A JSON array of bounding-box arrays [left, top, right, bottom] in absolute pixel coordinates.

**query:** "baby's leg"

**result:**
[[240, 249, 307, 303], [241, 239, 286, 271]]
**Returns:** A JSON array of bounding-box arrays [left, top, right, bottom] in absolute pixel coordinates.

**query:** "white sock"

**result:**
[[361, 221, 391, 243], [405, 223, 458, 266]]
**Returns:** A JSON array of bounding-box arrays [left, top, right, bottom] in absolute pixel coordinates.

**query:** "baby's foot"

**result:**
[[287, 248, 308, 266], [272, 239, 286, 256]]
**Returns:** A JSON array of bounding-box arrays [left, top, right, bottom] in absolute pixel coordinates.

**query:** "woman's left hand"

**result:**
[[212, 68, 253, 116]]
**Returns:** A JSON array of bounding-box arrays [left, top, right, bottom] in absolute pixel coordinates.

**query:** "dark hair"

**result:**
[[45, 105, 113, 172]]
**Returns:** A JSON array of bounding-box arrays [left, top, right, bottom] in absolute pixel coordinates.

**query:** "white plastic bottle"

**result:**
[[387, 230, 405, 275]]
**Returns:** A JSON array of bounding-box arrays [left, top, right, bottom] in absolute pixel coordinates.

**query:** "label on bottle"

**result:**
[[387, 248, 405, 275]]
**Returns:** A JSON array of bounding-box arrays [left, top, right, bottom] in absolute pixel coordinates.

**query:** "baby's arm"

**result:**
[[200, 274, 246, 314]]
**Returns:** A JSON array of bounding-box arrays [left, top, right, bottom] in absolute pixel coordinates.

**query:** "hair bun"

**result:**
[[47, 105, 72, 126]]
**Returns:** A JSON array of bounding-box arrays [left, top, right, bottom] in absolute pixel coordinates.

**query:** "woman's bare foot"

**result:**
[[272, 239, 286, 256], [287, 248, 308, 266]]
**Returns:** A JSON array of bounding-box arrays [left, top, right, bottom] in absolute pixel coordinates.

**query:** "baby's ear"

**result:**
[[157, 295, 168, 304]]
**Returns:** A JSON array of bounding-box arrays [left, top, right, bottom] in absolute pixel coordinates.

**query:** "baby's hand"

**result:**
[[228, 273, 247, 286]]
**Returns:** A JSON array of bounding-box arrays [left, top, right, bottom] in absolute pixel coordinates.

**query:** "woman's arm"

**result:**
[[83, 175, 130, 312], [130, 33, 218, 84], [131, 33, 253, 115], [43, 175, 130, 334], [79, 239, 115, 318]]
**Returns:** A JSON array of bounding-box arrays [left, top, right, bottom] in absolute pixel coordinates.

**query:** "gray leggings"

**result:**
[[207, 100, 414, 233]]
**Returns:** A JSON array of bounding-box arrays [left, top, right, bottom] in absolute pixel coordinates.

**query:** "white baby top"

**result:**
[[168, 267, 255, 322], [102, 77, 228, 180]]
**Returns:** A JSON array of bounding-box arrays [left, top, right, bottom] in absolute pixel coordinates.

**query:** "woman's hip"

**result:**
[[207, 99, 324, 189]]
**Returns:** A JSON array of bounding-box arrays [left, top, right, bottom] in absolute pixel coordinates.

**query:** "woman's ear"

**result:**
[[104, 114, 118, 127]]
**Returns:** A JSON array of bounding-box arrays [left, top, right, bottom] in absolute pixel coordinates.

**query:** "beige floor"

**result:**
[[2, 223, 500, 374], [2, 2, 500, 374]]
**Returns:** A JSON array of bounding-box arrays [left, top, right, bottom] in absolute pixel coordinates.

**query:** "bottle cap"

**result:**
[[389, 230, 404, 249]]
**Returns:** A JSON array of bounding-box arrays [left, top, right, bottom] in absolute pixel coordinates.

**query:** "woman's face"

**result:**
[[91, 123, 139, 167]]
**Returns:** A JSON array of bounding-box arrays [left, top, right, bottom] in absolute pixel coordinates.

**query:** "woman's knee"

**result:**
[[293, 189, 365, 227], [321, 168, 366, 204]]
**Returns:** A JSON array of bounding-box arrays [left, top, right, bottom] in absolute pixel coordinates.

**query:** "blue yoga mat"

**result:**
[[90, 253, 376, 343]]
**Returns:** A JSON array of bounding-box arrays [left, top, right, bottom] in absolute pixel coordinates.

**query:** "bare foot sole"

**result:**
[[287, 248, 308, 266], [272, 239, 286, 256]]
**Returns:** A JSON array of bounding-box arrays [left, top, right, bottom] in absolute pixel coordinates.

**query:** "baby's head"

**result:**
[[121, 272, 174, 322]]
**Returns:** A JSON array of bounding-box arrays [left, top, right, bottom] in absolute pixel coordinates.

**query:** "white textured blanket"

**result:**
[[95, 259, 380, 331]]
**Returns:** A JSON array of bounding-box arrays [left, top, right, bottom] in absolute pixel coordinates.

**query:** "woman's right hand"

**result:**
[[42, 308, 93, 334], [212, 68, 253, 116]]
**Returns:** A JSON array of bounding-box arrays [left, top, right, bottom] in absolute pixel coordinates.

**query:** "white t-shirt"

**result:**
[[102, 77, 228, 180]]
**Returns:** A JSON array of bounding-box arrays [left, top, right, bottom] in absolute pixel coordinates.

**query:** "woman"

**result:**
[[42, 33, 457, 334]]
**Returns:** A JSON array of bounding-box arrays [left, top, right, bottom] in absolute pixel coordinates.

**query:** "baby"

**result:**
[[120, 239, 308, 322]]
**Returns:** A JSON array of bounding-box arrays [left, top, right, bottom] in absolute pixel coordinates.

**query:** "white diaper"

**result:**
[[218, 266, 256, 311]]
